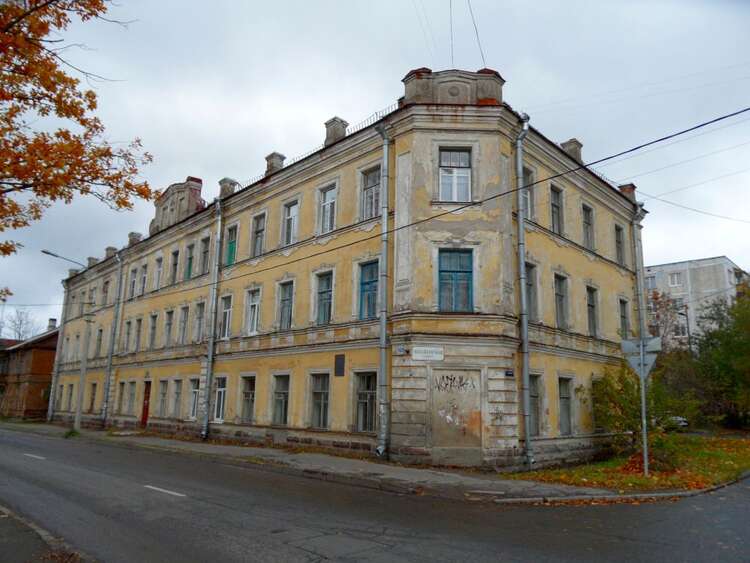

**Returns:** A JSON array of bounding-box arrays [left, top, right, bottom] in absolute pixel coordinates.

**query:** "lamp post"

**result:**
[[41, 249, 86, 268]]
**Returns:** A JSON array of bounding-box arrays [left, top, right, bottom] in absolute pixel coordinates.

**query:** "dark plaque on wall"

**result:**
[[334, 354, 345, 377]]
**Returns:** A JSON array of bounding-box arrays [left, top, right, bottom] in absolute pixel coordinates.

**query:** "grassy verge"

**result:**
[[502, 434, 750, 492]]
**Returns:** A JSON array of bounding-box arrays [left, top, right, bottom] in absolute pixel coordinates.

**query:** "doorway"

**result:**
[[140, 381, 151, 427]]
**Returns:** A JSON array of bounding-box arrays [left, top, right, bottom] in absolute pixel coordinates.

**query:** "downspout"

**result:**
[[201, 198, 223, 439], [515, 113, 534, 469], [375, 124, 390, 458], [101, 251, 124, 424], [47, 281, 69, 421]]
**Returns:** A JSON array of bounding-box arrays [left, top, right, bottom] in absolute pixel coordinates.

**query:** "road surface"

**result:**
[[0, 427, 747, 562]]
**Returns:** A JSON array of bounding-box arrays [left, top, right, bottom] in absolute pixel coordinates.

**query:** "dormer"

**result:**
[[149, 176, 206, 235]]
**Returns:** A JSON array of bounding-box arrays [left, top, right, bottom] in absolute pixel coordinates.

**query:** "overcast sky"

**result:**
[[2, 0, 749, 334]]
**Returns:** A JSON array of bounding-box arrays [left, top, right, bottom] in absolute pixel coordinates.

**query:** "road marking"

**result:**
[[144, 485, 186, 497], [23, 454, 46, 460]]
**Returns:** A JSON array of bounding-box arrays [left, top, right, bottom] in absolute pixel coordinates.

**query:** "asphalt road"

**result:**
[[0, 428, 747, 562]]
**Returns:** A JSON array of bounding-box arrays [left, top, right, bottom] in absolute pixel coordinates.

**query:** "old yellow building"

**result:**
[[49, 68, 647, 468]]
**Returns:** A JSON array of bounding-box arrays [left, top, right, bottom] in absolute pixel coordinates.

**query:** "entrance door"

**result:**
[[141, 381, 151, 427], [431, 369, 482, 464]]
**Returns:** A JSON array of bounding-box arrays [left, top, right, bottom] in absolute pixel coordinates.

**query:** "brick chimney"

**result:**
[[87, 257, 99, 268], [618, 183, 637, 202], [219, 177, 239, 198], [47, 318, 57, 331], [128, 232, 142, 246], [265, 152, 286, 176], [324, 117, 349, 146], [561, 138, 583, 163], [105, 246, 117, 259]]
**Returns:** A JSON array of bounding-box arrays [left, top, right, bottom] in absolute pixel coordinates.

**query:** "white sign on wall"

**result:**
[[411, 345, 444, 361]]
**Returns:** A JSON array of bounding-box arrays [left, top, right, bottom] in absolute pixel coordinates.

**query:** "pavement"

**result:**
[[1, 425, 749, 562], [0, 421, 612, 502]]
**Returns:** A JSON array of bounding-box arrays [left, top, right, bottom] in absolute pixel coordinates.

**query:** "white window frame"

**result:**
[[219, 295, 233, 339], [438, 147, 472, 202], [281, 199, 299, 246], [360, 165, 381, 221], [189, 379, 200, 419], [277, 279, 295, 331], [194, 301, 206, 342], [520, 165, 536, 221], [669, 272, 683, 287], [318, 183, 338, 235], [244, 287, 261, 335], [214, 376, 227, 423], [250, 211, 267, 258], [581, 203, 595, 251]]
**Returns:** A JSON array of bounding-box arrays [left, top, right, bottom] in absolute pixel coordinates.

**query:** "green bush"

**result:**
[[649, 432, 680, 472]]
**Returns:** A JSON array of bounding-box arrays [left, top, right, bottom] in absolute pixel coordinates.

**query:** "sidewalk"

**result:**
[[0, 504, 80, 563], [1, 421, 614, 503]]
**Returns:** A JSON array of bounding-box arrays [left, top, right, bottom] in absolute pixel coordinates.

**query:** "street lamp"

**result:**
[[41, 249, 86, 268]]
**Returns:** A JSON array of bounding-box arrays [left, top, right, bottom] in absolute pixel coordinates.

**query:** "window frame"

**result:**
[[554, 274, 568, 329], [225, 224, 238, 266], [586, 285, 598, 337], [170, 250, 179, 285], [619, 298, 630, 337], [358, 261, 379, 320], [282, 199, 299, 247], [438, 249, 474, 313], [178, 306, 189, 345], [244, 288, 261, 335], [438, 147, 472, 203], [250, 212, 266, 258], [614, 224, 626, 265], [185, 243, 194, 280], [529, 373, 542, 437], [278, 281, 294, 331], [581, 203, 595, 250], [558, 376, 573, 436], [219, 295, 232, 339], [213, 376, 227, 423], [521, 165, 535, 221], [318, 183, 337, 235], [189, 379, 200, 419], [315, 271, 334, 326], [272, 374, 290, 426], [200, 237, 211, 275], [354, 371, 377, 433], [525, 262, 538, 322], [240, 375, 256, 423], [550, 185, 564, 235], [360, 166, 381, 221], [310, 373, 330, 430], [668, 272, 683, 287]]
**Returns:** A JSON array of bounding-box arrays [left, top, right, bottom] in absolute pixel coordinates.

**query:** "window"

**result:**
[[74, 334, 80, 360], [117, 382, 125, 414], [673, 323, 688, 337], [438, 249, 473, 312], [586, 286, 598, 336], [69, 295, 76, 319], [66, 384, 74, 411], [316, 272, 333, 325], [245, 289, 260, 335], [615, 225, 625, 265], [140, 266, 148, 295], [172, 380, 182, 418], [283, 201, 298, 246], [550, 186, 563, 234], [148, 314, 158, 349], [88, 287, 96, 310], [645, 276, 656, 290], [178, 306, 189, 344], [95, 328, 103, 357], [521, 166, 534, 220], [251, 214, 266, 257], [185, 244, 194, 280], [102, 280, 109, 305], [164, 310, 174, 347], [362, 167, 380, 220], [359, 262, 378, 320], [438, 148, 471, 202], [159, 380, 168, 416], [225, 226, 237, 266], [79, 290, 86, 314], [311, 374, 329, 429], [582, 205, 594, 250], [669, 272, 683, 287], [88, 382, 97, 413], [273, 375, 290, 425], [554, 274, 568, 329], [214, 377, 226, 422], [129, 269, 137, 299], [64, 337, 70, 361], [619, 299, 630, 337], [220, 296, 232, 338], [155, 257, 163, 290], [279, 282, 294, 330], [189, 380, 200, 419], [123, 321, 132, 353], [170, 251, 179, 284], [128, 381, 136, 415], [319, 185, 337, 234], [200, 237, 210, 275], [241, 377, 255, 423], [356, 372, 376, 433], [529, 374, 541, 437], [525, 263, 538, 321], [673, 297, 685, 310], [559, 378, 572, 436], [134, 318, 142, 352], [195, 302, 205, 342]]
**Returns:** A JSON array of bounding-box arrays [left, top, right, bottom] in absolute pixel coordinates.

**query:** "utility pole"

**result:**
[[74, 308, 94, 432]]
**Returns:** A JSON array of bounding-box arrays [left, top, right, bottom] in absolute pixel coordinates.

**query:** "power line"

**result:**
[[411, 0, 435, 68], [638, 191, 750, 224], [419, 0, 440, 63], [466, 0, 486, 68], [641, 168, 750, 200], [449, 0, 454, 67], [55, 104, 748, 305]]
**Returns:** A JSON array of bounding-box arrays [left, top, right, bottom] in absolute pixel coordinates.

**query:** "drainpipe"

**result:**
[[47, 281, 69, 422], [101, 251, 124, 424], [201, 198, 223, 439], [515, 113, 534, 469], [374, 124, 390, 458]]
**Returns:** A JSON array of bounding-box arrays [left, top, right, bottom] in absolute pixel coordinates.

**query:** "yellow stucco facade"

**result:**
[[51, 68, 645, 467]]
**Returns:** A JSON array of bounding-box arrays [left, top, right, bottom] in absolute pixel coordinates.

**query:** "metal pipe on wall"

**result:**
[[375, 124, 391, 458], [201, 198, 223, 439], [515, 112, 534, 469], [46, 281, 69, 421]]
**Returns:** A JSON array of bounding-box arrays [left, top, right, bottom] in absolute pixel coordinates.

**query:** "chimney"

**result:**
[[68, 269, 79, 278], [105, 246, 117, 259], [219, 177, 239, 198], [128, 232, 142, 246], [324, 117, 349, 146], [87, 257, 99, 268], [561, 138, 583, 163], [618, 183, 637, 202], [265, 152, 286, 176], [47, 318, 57, 331]]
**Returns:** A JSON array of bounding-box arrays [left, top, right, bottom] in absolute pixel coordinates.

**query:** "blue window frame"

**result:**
[[439, 249, 473, 312], [359, 262, 378, 320]]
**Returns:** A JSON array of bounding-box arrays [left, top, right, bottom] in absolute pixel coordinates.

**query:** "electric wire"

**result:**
[[449, 0, 454, 67], [466, 0, 486, 68], [419, 0, 440, 63], [641, 168, 750, 200], [411, 0, 435, 68], [637, 191, 750, 224]]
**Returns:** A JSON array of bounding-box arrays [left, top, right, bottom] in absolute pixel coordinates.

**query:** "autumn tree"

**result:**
[[0, 0, 152, 298]]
